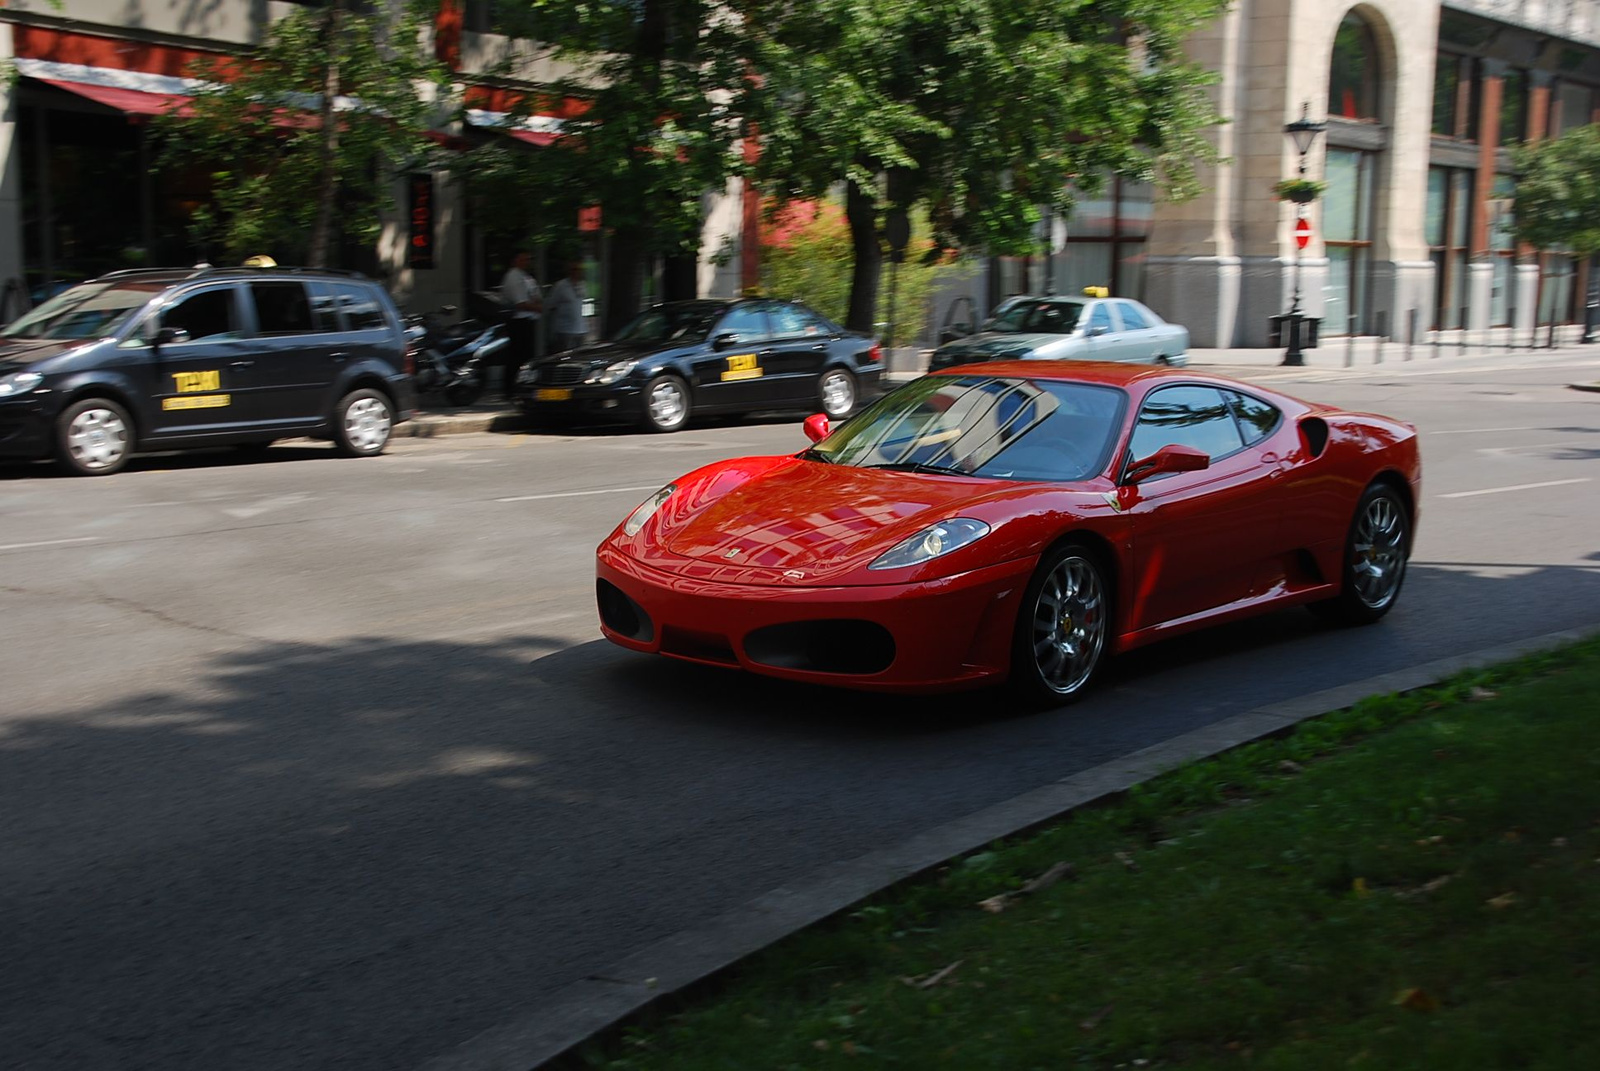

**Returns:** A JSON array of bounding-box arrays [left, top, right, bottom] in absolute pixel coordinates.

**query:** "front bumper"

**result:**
[[513, 380, 643, 422], [595, 543, 1035, 693], [0, 394, 54, 460]]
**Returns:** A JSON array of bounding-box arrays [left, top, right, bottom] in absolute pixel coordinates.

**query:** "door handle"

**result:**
[[810, 343, 827, 350], [229, 360, 255, 369], [758, 348, 776, 356], [329, 351, 349, 362]]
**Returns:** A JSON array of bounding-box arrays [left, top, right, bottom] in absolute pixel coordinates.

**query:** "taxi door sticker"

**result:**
[[720, 353, 763, 382], [164, 369, 230, 410]]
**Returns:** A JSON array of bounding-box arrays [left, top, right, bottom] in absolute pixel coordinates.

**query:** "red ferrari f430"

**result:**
[[595, 362, 1420, 704]]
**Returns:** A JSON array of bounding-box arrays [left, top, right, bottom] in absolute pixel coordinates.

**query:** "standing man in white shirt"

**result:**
[[545, 260, 589, 354], [498, 249, 541, 401]]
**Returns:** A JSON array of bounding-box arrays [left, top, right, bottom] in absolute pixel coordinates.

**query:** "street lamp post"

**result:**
[[1281, 103, 1326, 367]]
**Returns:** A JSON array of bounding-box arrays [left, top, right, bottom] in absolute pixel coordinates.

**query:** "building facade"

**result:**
[[0, 0, 748, 325], [1143, 0, 1600, 347]]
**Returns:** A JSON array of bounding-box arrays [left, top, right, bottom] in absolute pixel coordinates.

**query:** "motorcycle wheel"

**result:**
[[445, 380, 484, 407]]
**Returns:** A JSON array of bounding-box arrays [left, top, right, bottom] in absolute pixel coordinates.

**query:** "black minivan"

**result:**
[[0, 267, 415, 475]]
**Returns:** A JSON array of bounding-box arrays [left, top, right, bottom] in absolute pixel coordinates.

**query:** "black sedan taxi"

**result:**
[[514, 298, 882, 432]]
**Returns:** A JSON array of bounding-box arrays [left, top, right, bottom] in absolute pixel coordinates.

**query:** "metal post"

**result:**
[[1346, 314, 1355, 367], [1406, 308, 1417, 361], [1460, 308, 1469, 357], [1283, 205, 1307, 366], [1376, 310, 1386, 363]]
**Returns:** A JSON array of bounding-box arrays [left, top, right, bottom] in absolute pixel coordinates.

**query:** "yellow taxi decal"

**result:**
[[172, 370, 221, 393], [720, 353, 763, 382], [162, 394, 231, 411]]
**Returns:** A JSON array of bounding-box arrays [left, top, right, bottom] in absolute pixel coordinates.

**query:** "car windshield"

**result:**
[[811, 375, 1127, 482], [1, 282, 161, 341], [613, 303, 724, 344], [986, 299, 1085, 335]]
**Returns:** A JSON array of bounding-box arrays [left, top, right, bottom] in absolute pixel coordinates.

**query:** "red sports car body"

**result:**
[[595, 362, 1421, 702]]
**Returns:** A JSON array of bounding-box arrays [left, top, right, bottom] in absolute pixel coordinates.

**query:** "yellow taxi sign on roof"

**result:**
[[1082, 285, 1109, 298]]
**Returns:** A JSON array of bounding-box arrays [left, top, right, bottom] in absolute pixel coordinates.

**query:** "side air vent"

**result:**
[[1299, 416, 1329, 459]]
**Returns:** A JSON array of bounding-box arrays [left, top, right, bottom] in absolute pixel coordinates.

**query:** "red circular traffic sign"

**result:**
[[1294, 217, 1313, 250]]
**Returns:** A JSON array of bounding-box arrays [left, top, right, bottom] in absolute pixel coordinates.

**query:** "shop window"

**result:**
[[1427, 167, 1473, 330], [1499, 68, 1527, 145], [1433, 53, 1468, 137], [1329, 13, 1381, 121]]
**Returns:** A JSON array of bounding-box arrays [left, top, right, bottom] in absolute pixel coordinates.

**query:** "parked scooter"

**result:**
[[404, 306, 508, 407]]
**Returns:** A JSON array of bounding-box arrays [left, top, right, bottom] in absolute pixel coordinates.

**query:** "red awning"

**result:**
[[38, 77, 191, 117], [507, 129, 559, 147]]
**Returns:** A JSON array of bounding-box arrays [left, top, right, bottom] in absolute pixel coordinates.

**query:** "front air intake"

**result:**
[[744, 620, 896, 675]]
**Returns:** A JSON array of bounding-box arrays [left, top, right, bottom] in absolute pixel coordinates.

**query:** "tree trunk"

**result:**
[[605, 228, 645, 337], [845, 177, 881, 335], [308, 2, 344, 268]]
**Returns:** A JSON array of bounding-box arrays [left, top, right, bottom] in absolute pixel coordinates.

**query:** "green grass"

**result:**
[[578, 638, 1600, 1070]]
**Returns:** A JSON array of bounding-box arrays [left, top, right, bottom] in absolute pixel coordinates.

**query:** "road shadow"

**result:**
[[3, 561, 1597, 1071], [0, 443, 340, 480]]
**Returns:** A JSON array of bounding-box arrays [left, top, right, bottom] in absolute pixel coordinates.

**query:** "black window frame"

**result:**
[[1121, 383, 1249, 480]]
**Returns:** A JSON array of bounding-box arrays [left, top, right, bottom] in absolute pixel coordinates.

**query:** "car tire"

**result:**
[[333, 388, 394, 457], [819, 367, 858, 419], [641, 374, 691, 433], [56, 397, 134, 476], [1009, 543, 1111, 706], [1310, 481, 1411, 626]]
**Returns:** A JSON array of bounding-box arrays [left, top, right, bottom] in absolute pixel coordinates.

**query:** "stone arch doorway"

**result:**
[[1321, 4, 1398, 337]]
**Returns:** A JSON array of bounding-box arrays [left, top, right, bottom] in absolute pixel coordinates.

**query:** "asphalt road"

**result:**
[[3, 354, 1598, 1070]]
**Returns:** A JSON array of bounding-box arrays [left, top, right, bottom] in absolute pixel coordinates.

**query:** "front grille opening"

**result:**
[[660, 627, 738, 665], [596, 579, 653, 642], [744, 620, 896, 676]]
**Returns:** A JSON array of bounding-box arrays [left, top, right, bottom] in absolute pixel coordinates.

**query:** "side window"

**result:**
[[162, 288, 240, 343], [1127, 385, 1245, 464], [1117, 301, 1151, 331], [716, 305, 771, 341], [249, 282, 314, 336], [1227, 390, 1282, 445], [1086, 303, 1113, 335], [307, 282, 343, 333], [768, 302, 829, 339], [328, 282, 387, 331]]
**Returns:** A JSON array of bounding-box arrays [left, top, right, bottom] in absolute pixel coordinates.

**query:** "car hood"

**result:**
[[932, 332, 1077, 366], [0, 337, 82, 370], [621, 455, 1117, 586], [533, 338, 692, 375]]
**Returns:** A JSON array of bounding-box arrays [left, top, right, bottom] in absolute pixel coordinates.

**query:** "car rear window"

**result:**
[[327, 282, 388, 331]]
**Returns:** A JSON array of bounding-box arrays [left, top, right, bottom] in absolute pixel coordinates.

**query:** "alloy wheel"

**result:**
[[1030, 554, 1107, 695], [1351, 492, 1407, 610], [648, 379, 687, 429], [820, 370, 855, 417]]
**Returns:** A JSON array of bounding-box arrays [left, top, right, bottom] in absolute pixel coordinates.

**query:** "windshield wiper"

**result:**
[[798, 447, 834, 464], [865, 461, 968, 476]]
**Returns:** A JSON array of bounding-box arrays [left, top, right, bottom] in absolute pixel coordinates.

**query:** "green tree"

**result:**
[[159, 1, 450, 267], [762, 199, 949, 341], [1513, 125, 1600, 257], [746, 0, 1228, 332], [506, 1, 749, 332]]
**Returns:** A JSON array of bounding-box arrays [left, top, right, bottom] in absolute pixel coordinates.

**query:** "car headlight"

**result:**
[[516, 366, 540, 384], [0, 371, 43, 398], [623, 483, 676, 536], [868, 518, 990, 570], [588, 359, 639, 386]]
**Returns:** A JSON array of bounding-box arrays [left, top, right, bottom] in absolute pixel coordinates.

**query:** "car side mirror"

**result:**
[[154, 326, 191, 349], [1088, 325, 1109, 337], [1124, 444, 1209, 485], [802, 413, 831, 443], [713, 332, 740, 350]]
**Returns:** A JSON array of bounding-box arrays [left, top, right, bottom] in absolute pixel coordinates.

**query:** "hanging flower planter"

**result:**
[[1274, 178, 1327, 204]]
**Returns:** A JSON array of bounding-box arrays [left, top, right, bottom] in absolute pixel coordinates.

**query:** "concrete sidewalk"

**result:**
[[399, 329, 1600, 438]]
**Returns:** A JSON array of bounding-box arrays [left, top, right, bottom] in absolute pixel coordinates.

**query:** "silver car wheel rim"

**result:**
[[821, 371, 854, 416], [649, 381, 685, 428], [1031, 555, 1106, 695], [1351, 493, 1407, 609], [344, 397, 391, 451], [67, 407, 129, 470]]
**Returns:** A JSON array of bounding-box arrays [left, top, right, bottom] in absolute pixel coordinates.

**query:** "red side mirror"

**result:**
[[1125, 443, 1209, 484], [802, 413, 831, 443]]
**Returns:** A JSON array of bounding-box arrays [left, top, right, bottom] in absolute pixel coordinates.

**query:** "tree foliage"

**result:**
[[744, 0, 1229, 330], [158, 2, 450, 267], [1513, 125, 1600, 255]]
